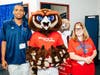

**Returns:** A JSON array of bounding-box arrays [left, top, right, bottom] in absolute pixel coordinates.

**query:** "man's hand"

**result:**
[[2, 59, 8, 69]]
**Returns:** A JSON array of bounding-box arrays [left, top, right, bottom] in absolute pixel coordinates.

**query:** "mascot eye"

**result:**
[[48, 15, 55, 21], [36, 15, 43, 22]]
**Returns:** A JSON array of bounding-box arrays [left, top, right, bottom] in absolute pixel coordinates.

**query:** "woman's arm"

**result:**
[[69, 52, 85, 61], [90, 50, 97, 60], [69, 52, 96, 64]]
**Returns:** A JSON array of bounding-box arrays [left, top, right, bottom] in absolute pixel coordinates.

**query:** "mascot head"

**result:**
[[29, 9, 62, 34]]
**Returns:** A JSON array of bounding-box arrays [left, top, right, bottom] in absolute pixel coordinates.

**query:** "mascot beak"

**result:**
[[41, 16, 51, 30], [43, 22, 49, 27]]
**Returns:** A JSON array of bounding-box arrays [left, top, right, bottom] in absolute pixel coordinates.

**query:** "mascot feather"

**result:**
[[26, 9, 69, 74]]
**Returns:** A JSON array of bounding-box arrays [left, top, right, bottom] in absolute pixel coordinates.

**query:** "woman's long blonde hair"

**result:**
[[72, 22, 89, 41]]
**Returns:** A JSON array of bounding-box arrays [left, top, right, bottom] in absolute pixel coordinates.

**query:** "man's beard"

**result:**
[[15, 16, 23, 20], [16, 17, 23, 20]]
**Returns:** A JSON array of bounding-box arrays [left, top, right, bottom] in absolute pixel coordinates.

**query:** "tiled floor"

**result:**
[[0, 63, 100, 75], [0, 69, 9, 75]]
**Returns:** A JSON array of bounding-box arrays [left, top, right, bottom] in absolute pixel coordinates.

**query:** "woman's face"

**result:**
[[75, 24, 84, 37]]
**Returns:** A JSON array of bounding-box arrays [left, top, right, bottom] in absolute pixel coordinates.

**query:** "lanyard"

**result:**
[[78, 40, 87, 54]]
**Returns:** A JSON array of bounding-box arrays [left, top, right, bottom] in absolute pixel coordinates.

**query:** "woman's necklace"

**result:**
[[78, 37, 87, 54]]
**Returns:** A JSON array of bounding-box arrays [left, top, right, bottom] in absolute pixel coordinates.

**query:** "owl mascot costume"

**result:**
[[26, 9, 69, 75]]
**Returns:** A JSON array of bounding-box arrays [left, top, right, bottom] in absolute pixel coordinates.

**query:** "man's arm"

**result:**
[[1, 41, 8, 69]]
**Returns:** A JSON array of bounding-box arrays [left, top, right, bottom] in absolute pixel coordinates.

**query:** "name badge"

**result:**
[[19, 43, 26, 49]]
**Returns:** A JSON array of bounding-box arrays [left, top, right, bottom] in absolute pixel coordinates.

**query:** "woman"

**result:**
[[68, 22, 97, 75]]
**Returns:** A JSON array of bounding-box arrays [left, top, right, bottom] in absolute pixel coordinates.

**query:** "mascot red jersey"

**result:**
[[26, 9, 69, 75]]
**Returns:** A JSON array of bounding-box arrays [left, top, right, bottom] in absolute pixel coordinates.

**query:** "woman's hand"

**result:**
[[84, 57, 93, 64]]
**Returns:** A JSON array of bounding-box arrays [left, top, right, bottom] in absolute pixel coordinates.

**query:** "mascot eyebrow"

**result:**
[[31, 9, 59, 16], [26, 9, 69, 74]]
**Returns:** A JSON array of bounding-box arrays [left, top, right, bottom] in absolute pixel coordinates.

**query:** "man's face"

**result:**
[[13, 5, 25, 19]]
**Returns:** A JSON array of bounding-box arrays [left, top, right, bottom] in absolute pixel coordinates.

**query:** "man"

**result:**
[[1, 5, 32, 75]]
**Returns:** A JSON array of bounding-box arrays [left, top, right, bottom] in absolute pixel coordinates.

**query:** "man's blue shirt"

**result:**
[[2, 19, 32, 64]]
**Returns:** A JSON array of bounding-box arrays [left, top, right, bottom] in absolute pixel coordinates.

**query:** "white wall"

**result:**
[[97, 0, 100, 23], [0, 0, 29, 4], [0, 0, 22, 5], [97, 0, 100, 33], [69, 0, 97, 29], [97, 0, 100, 59]]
